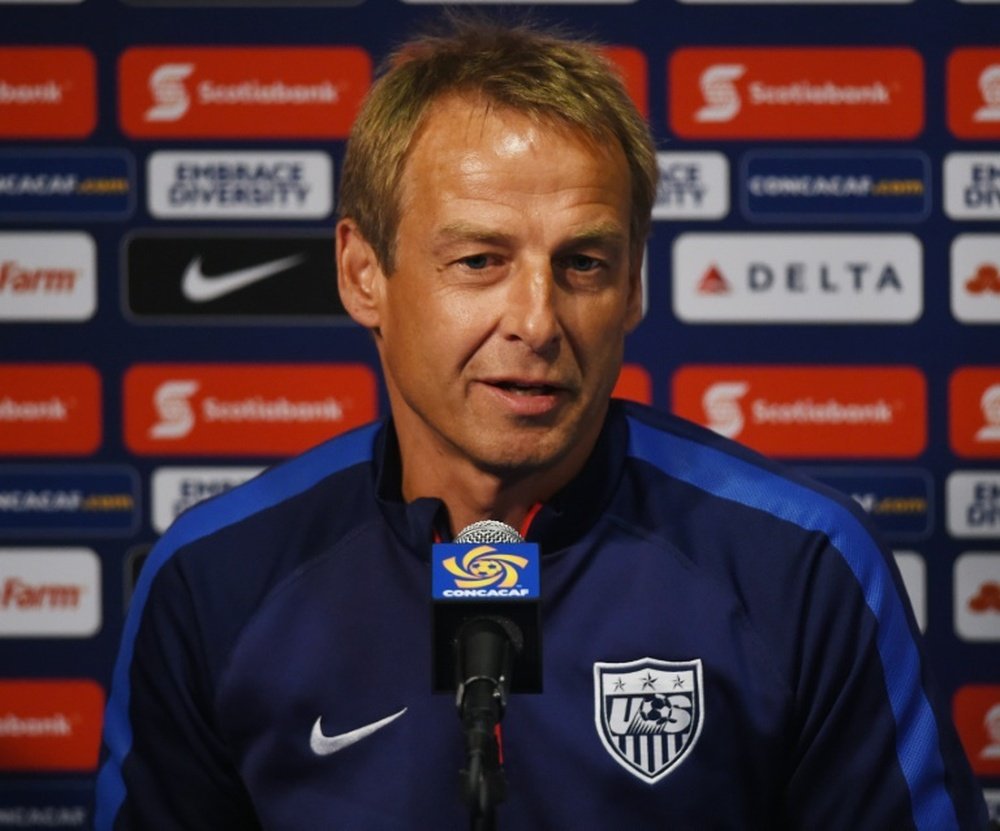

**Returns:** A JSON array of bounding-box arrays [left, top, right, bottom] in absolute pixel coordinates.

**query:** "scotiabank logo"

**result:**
[[0, 48, 95, 139], [953, 685, 1000, 776], [669, 48, 923, 139], [0, 680, 103, 772], [612, 364, 651, 405], [603, 47, 647, 118], [950, 367, 1000, 458], [124, 364, 377, 455], [0, 365, 100, 455], [672, 366, 926, 458], [119, 47, 371, 138], [948, 49, 1000, 139]]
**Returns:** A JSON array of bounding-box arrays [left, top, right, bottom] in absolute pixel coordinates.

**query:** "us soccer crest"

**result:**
[[593, 657, 704, 783]]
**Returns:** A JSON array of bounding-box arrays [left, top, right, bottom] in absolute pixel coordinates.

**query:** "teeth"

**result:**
[[499, 382, 550, 394]]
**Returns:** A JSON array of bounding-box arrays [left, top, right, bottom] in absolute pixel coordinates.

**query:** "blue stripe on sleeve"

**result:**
[[94, 421, 381, 830], [626, 416, 959, 831]]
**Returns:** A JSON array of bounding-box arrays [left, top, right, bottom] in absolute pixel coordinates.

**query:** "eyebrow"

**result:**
[[432, 220, 628, 251]]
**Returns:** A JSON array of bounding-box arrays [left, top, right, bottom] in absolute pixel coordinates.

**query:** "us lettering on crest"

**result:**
[[593, 657, 704, 783]]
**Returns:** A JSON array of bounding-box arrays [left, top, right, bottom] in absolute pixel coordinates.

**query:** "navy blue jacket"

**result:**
[[96, 401, 988, 829]]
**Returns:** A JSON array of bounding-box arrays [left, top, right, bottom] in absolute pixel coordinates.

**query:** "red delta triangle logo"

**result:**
[[698, 265, 730, 294], [594, 658, 704, 783]]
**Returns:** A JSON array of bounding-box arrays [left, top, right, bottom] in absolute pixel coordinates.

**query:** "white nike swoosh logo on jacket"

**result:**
[[181, 253, 306, 302], [309, 707, 408, 756]]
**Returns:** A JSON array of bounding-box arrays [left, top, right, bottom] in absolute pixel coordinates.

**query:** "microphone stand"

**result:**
[[455, 618, 518, 830]]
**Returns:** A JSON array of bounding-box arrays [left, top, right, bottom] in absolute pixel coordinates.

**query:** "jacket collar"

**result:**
[[373, 400, 629, 557]]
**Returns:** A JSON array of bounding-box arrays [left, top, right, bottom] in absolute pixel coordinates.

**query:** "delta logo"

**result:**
[[124, 363, 377, 455], [950, 368, 1000, 459], [0, 48, 95, 139], [672, 366, 926, 458], [669, 48, 923, 139], [0, 680, 103, 772], [672, 233, 922, 324], [0, 365, 101, 456], [119, 47, 372, 138], [953, 685, 1000, 776], [947, 48, 1000, 139]]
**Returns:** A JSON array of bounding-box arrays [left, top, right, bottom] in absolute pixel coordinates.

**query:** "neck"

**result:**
[[401, 452, 570, 538]]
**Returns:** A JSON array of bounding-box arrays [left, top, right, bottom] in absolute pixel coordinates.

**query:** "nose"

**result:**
[[501, 260, 561, 355]]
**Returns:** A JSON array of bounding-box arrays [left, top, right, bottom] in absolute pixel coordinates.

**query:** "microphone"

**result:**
[[431, 520, 542, 827], [431, 520, 542, 696]]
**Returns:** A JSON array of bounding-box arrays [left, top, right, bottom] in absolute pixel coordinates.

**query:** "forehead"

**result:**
[[397, 93, 628, 205]]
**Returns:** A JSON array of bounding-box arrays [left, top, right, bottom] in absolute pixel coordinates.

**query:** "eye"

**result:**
[[565, 254, 603, 272], [459, 254, 492, 270]]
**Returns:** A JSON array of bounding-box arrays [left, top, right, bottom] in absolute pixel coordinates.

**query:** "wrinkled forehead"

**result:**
[[397, 92, 619, 196]]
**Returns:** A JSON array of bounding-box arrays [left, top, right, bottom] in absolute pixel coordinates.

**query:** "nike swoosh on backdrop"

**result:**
[[181, 252, 306, 302], [309, 707, 408, 756]]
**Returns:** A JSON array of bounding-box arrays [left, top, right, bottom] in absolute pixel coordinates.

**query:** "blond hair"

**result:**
[[338, 16, 658, 274]]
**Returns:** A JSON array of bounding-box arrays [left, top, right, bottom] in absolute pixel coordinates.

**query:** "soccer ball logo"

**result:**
[[639, 694, 673, 727]]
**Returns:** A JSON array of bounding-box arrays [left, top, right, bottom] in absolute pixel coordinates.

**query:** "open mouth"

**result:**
[[492, 381, 559, 396]]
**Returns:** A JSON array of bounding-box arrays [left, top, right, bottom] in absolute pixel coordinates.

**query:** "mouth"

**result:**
[[490, 380, 562, 396]]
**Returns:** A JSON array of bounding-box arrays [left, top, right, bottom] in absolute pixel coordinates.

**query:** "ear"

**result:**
[[336, 218, 386, 331], [623, 246, 645, 333]]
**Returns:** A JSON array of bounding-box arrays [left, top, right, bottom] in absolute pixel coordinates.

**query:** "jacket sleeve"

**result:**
[[780, 528, 989, 831], [94, 550, 262, 830]]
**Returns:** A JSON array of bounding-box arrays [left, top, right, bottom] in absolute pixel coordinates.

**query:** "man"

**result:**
[[96, 18, 989, 830]]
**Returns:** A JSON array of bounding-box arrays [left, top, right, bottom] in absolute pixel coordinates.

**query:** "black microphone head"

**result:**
[[454, 520, 523, 544]]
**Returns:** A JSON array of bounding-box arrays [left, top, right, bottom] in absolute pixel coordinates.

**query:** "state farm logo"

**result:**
[[653, 152, 728, 220], [151, 466, 263, 533], [951, 235, 1000, 322], [948, 49, 1000, 138], [948, 471, 1000, 538], [673, 366, 926, 458], [0, 233, 95, 322], [0, 365, 100, 455], [672, 233, 922, 323], [147, 151, 332, 219], [119, 47, 371, 138], [0, 549, 99, 637], [670, 48, 923, 139], [0, 48, 95, 138], [124, 364, 377, 455], [951, 368, 1000, 458], [0, 680, 103, 772], [944, 153, 1000, 219], [955, 553, 1000, 641]]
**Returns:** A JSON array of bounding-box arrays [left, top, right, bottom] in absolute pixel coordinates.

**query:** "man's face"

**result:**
[[344, 95, 643, 484]]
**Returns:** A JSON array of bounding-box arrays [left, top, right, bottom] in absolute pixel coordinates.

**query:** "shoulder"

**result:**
[[616, 399, 878, 555], [128, 420, 385, 668]]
